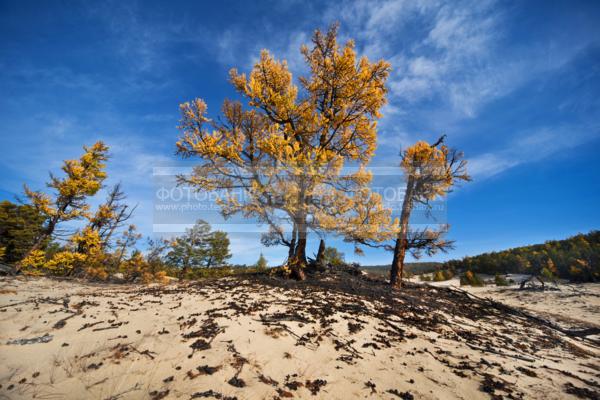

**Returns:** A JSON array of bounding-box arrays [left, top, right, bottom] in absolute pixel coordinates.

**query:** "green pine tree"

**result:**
[[165, 220, 231, 278], [0, 200, 48, 263]]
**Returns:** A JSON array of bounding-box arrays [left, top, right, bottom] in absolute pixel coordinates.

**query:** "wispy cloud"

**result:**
[[469, 124, 599, 179], [88, 2, 189, 74], [323, 0, 595, 125], [363, 0, 505, 117]]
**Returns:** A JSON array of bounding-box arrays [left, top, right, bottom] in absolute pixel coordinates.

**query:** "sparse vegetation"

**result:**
[[3, 143, 227, 283], [361, 262, 443, 276], [433, 270, 446, 281], [254, 253, 268, 271], [165, 219, 231, 279], [323, 246, 345, 267], [460, 270, 484, 287], [494, 274, 509, 286]]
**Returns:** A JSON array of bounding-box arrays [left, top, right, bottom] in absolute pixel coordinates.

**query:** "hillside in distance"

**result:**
[[444, 231, 599, 282]]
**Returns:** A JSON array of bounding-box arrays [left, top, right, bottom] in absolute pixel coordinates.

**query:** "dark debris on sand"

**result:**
[[2, 265, 599, 399]]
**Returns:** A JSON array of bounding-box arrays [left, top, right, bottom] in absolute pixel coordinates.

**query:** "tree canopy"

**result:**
[[176, 24, 396, 279]]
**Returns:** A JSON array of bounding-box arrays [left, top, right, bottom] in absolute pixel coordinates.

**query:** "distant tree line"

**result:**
[[361, 262, 443, 276], [443, 231, 600, 283]]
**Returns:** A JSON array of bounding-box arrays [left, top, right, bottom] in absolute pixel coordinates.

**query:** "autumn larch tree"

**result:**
[[389, 136, 470, 287], [20, 141, 109, 265], [176, 25, 395, 279]]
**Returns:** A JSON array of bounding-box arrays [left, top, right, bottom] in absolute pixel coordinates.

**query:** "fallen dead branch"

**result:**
[[436, 285, 600, 344]]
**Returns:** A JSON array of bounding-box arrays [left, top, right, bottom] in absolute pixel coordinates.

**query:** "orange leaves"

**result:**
[[25, 141, 109, 224], [298, 25, 389, 163], [401, 140, 470, 202], [230, 50, 298, 121], [176, 24, 396, 251]]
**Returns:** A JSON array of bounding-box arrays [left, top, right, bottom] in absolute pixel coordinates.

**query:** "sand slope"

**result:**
[[1, 273, 599, 399]]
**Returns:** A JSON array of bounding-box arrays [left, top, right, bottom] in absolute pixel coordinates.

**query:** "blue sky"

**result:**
[[1, 0, 599, 266]]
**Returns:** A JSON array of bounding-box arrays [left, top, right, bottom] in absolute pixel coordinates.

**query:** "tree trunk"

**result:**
[[289, 217, 307, 281], [390, 237, 407, 287], [315, 239, 326, 267], [180, 265, 189, 280], [288, 181, 308, 281], [390, 176, 415, 287], [288, 239, 296, 260], [292, 240, 307, 280]]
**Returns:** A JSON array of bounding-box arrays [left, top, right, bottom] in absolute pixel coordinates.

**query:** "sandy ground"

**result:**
[[1, 274, 599, 400], [421, 275, 600, 328]]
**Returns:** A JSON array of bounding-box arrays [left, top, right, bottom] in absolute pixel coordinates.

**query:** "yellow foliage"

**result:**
[[25, 141, 109, 223], [401, 141, 461, 200], [569, 265, 583, 276], [465, 270, 474, 281], [154, 270, 169, 284], [20, 225, 167, 283], [20, 249, 48, 276], [433, 270, 446, 281], [121, 252, 168, 284], [89, 204, 116, 227], [20, 227, 108, 278], [46, 251, 87, 275], [176, 25, 397, 258]]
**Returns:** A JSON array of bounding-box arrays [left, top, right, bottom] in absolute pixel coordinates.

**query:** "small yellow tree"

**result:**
[[85, 183, 136, 249], [177, 25, 396, 279], [20, 226, 101, 277], [21, 141, 109, 263], [389, 136, 470, 287]]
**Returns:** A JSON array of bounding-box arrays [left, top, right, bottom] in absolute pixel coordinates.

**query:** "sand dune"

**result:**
[[1, 272, 599, 399]]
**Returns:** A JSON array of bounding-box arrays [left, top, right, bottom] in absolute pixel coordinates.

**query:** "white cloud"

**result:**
[[409, 56, 439, 77], [468, 124, 598, 179], [385, 1, 504, 115], [468, 153, 520, 179], [322, 0, 594, 124]]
